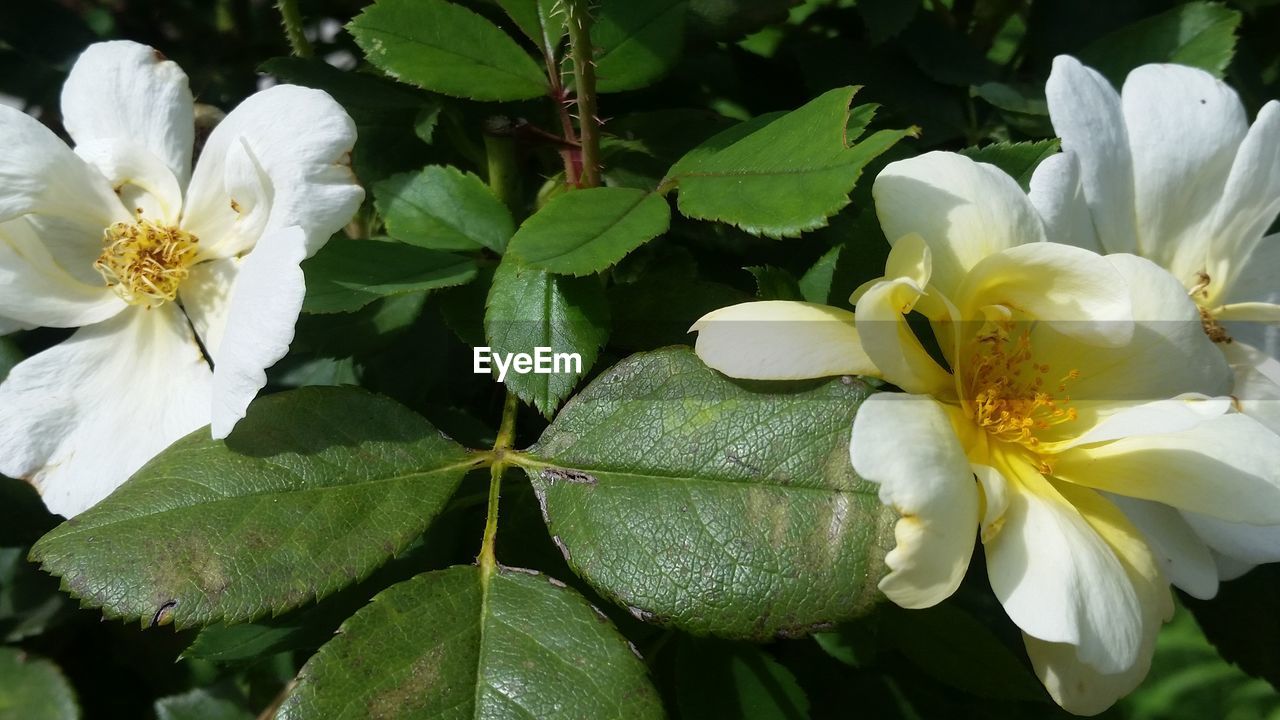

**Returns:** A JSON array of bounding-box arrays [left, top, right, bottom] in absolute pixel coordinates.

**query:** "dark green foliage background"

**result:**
[[1, 0, 1279, 718]]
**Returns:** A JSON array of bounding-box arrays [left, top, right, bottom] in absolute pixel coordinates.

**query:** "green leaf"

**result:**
[[664, 87, 911, 238], [687, 0, 793, 40], [746, 265, 802, 300], [0, 336, 20, 383], [0, 648, 79, 720], [1122, 604, 1280, 719], [813, 616, 879, 668], [798, 245, 841, 304], [959, 140, 1060, 191], [277, 566, 664, 719], [30, 387, 482, 629], [506, 188, 671, 275], [1183, 565, 1280, 689], [593, 0, 688, 93], [349, 0, 549, 101], [484, 257, 610, 415], [676, 639, 809, 720], [522, 347, 894, 639], [374, 166, 515, 253], [857, 0, 920, 43], [302, 238, 478, 314], [0, 475, 55, 547], [496, 0, 565, 63], [885, 604, 1045, 702], [0, 547, 74, 642], [154, 688, 252, 720], [1079, 2, 1243, 84]]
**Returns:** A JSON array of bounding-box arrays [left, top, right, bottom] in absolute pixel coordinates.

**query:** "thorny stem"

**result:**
[[276, 0, 313, 58], [478, 393, 520, 580], [566, 0, 601, 188]]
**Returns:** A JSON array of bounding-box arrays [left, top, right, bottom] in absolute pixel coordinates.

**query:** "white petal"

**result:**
[[0, 105, 126, 227], [1211, 552, 1254, 581], [1205, 101, 1280, 305], [1121, 63, 1249, 285], [956, 242, 1132, 346], [73, 139, 184, 225], [0, 218, 124, 328], [1023, 484, 1170, 715], [180, 256, 241, 361], [182, 85, 362, 260], [1109, 495, 1218, 600], [189, 226, 308, 438], [0, 305, 212, 517], [985, 463, 1144, 675], [1182, 510, 1280, 569], [1045, 56, 1138, 254], [855, 279, 954, 396], [873, 151, 1047, 299], [1026, 254, 1230, 443], [1028, 151, 1102, 252], [691, 301, 876, 380], [1053, 413, 1280, 525], [61, 41, 194, 185], [1064, 394, 1232, 449], [1222, 341, 1280, 436], [1221, 234, 1280, 358], [0, 316, 29, 336], [850, 394, 979, 609]]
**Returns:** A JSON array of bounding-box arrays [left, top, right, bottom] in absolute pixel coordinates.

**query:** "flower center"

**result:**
[[95, 219, 199, 307], [965, 322, 1079, 450]]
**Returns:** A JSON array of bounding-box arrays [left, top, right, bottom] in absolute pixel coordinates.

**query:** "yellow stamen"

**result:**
[[965, 322, 1080, 451], [95, 219, 199, 307], [1198, 306, 1232, 344]]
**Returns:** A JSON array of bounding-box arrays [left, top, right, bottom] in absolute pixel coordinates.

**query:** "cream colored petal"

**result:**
[[985, 461, 1146, 676], [0, 305, 212, 518], [1182, 510, 1280, 570], [849, 393, 979, 609], [1121, 63, 1249, 285], [855, 280, 953, 396], [1021, 254, 1230, 443], [873, 151, 1046, 299], [1060, 394, 1231, 450], [691, 300, 876, 380], [1023, 483, 1170, 716], [1108, 495, 1218, 600], [1045, 56, 1138, 254], [956, 242, 1132, 346], [61, 40, 194, 185], [1053, 413, 1280, 525]]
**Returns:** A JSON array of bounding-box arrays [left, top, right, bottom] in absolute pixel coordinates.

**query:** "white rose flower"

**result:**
[[1033, 56, 1280, 596], [692, 151, 1280, 714], [0, 41, 364, 517]]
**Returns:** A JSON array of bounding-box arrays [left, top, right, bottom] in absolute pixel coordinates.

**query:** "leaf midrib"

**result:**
[[45, 456, 481, 538]]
